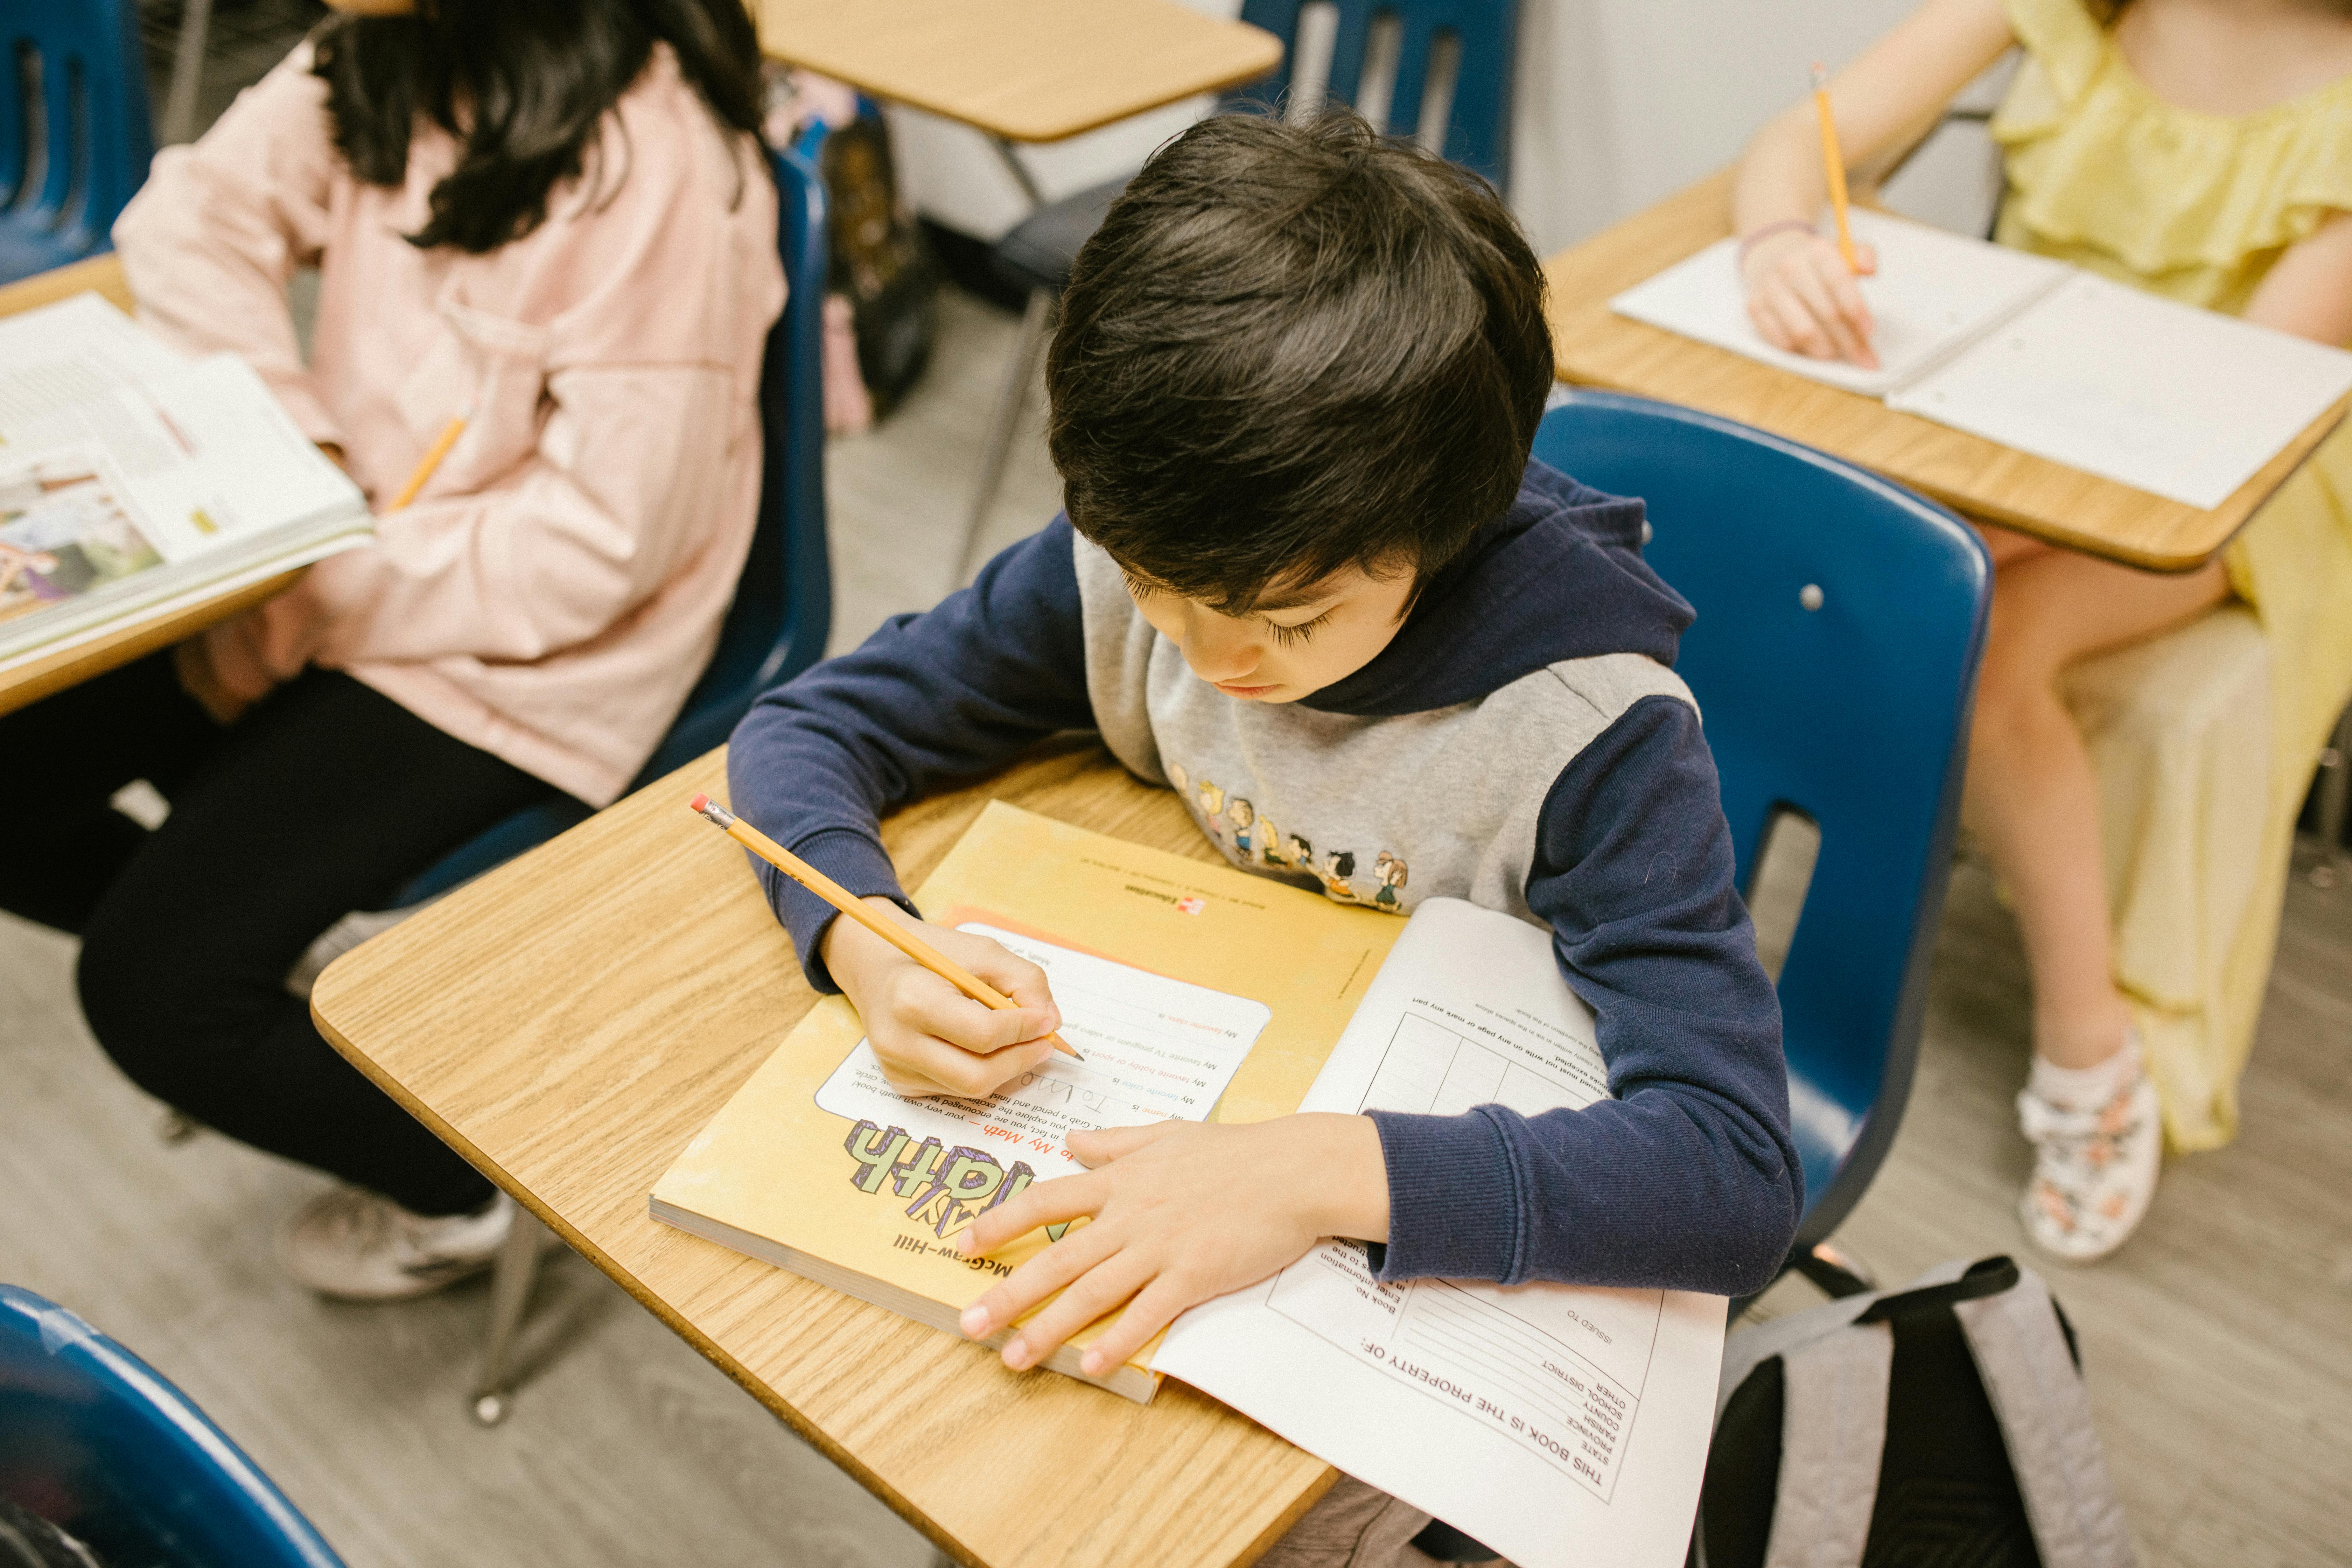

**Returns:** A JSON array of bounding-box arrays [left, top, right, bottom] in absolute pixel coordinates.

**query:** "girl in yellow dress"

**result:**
[[1734, 0, 2352, 1260]]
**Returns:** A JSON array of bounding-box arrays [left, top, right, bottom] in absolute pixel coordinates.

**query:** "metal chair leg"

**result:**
[[957, 288, 1055, 587], [160, 0, 216, 147], [470, 1204, 548, 1427], [2310, 703, 2352, 889]]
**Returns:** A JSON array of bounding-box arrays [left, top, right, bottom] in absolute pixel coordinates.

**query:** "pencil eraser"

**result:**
[[689, 793, 709, 813]]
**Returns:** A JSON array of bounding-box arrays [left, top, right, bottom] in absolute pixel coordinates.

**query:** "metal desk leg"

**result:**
[[470, 1205, 548, 1427], [988, 134, 1046, 208], [958, 288, 1055, 585], [2312, 704, 2352, 889], [160, 0, 216, 147]]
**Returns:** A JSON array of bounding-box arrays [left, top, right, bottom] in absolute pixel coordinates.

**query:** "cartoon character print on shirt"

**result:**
[[1226, 797, 1256, 859], [1319, 850, 1363, 904], [1196, 778, 1227, 847], [1372, 850, 1408, 912]]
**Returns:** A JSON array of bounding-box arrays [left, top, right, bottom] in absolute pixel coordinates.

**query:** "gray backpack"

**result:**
[[1692, 1256, 2136, 1568]]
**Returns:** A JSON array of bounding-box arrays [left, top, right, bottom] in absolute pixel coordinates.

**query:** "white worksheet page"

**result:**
[[1887, 271, 2352, 509], [813, 924, 1272, 1178], [1610, 209, 2068, 397], [1153, 898, 1725, 1568]]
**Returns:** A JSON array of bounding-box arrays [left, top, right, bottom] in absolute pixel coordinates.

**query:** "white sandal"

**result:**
[[2015, 1040, 2162, 1263]]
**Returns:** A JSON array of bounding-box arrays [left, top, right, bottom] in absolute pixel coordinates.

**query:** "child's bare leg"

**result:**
[[1967, 546, 2227, 1259], [1963, 548, 2229, 1066]]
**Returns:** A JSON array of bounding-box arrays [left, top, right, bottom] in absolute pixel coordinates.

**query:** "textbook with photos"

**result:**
[[0, 294, 371, 668], [651, 803, 1724, 1567], [1609, 207, 2352, 510]]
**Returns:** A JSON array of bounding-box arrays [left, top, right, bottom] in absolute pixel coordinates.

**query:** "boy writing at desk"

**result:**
[[730, 110, 1801, 1558]]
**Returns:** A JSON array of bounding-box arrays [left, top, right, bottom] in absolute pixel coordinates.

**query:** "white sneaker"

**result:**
[[278, 1186, 512, 1301], [2016, 1048, 2162, 1263]]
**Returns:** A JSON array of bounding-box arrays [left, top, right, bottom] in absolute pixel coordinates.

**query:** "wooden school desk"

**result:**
[[756, 0, 1282, 200], [1542, 170, 2351, 573], [0, 255, 304, 718], [308, 741, 1336, 1568]]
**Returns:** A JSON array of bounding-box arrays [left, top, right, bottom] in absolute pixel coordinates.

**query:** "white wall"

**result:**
[[893, 0, 1998, 255]]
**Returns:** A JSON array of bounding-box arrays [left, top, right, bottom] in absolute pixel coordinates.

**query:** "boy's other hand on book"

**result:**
[[955, 1113, 1389, 1378], [1742, 229, 1880, 370], [824, 901, 1063, 1098]]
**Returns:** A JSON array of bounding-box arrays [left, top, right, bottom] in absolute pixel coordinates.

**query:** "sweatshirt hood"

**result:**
[[1302, 458, 1694, 717]]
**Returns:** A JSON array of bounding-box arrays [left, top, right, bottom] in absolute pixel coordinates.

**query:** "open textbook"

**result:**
[[652, 804, 1724, 1562], [0, 293, 371, 668], [1609, 208, 2352, 510], [1153, 898, 1723, 1568], [651, 801, 1410, 1401]]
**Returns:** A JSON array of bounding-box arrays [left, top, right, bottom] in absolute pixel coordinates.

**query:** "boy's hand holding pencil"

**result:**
[[689, 795, 1073, 1096]]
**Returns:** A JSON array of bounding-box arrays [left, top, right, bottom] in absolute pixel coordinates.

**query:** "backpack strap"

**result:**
[[1762, 1320, 1894, 1568], [1952, 1268, 2139, 1568]]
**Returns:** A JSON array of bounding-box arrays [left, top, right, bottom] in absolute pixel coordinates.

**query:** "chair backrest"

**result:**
[[1231, 0, 1517, 186], [0, 0, 154, 279], [0, 1286, 346, 1568], [388, 143, 831, 904], [1531, 392, 1990, 1250]]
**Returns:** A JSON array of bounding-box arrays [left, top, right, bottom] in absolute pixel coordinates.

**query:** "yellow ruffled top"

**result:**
[[1992, 0, 2352, 314]]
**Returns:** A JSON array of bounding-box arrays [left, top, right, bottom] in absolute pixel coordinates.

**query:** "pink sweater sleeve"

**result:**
[[111, 48, 343, 448]]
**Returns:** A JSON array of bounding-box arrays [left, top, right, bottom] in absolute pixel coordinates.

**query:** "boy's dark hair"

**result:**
[[313, 0, 765, 255], [1046, 110, 1553, 614]]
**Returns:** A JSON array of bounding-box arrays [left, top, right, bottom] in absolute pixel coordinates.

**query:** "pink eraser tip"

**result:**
[[689, 793, 709, 813]]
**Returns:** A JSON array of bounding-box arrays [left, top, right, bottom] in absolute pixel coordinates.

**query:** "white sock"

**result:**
[[2028, 1035, 2141, 1113]]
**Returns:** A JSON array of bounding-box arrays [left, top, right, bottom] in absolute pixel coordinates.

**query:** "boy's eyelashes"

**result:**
[[1263, 609, 1335, 645], [1121, 573, 1335, 644]]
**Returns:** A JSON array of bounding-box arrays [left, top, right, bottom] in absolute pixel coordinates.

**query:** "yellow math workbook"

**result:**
[[648, 799, 1410, 1401]]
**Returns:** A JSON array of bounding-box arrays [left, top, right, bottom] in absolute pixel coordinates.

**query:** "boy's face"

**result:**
[[1122, 564, 1415, 703]]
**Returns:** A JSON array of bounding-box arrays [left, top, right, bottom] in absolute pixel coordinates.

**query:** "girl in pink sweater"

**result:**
[[0, 0, 784, 1299]]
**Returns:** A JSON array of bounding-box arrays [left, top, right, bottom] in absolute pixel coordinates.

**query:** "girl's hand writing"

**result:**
[[1741, 227, 1882, 369], [956, 1113, 1389, 1377], [822, 898, 1062, 1098]]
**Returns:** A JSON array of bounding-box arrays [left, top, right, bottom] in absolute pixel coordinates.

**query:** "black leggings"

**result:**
[[0, 654, 564, 1215]]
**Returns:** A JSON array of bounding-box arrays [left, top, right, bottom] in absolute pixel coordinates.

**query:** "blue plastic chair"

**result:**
[[390, 143, 833, 905], [0, 1285, 345, 1568], [1532, 391, 1992, 1272], [1229, 0, 1517, 185], [0, 0, 154, 283], [958, 0, 1518, 579]]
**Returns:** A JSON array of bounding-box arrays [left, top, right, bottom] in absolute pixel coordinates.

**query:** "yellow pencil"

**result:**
[[688, 793, 1083, 1060], [1812, 63, 1858, 274], [388, 414, 468, 510]]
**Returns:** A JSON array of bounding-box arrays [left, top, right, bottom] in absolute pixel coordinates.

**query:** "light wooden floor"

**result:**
[[5, 292, 2350, 1566]]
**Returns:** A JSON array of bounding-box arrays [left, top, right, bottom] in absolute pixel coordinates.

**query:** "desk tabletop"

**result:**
[[309, 743, 1335, 1568], [1541, 171, 2346, 572], [757, 0, 1283, 143], [0, 254, 304, 718]]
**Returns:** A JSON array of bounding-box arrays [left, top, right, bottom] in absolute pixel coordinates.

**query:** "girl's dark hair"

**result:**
[[1047, 110, 1553, 614], [312, 0, 765, 254]]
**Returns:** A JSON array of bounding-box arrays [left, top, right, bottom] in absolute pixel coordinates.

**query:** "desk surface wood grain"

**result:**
[[1542, 171, 2344, 572], [0, 254, 306, 717], [758, 0, 1283, 144], [310, 742, 1336, 1568]]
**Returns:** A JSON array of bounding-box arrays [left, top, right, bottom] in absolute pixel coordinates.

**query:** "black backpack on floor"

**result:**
[[1693, 1256, 2138, 1568]]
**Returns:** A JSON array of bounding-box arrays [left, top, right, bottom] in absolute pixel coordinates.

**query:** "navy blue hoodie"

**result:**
[[728, 460, 1802, 1296]]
